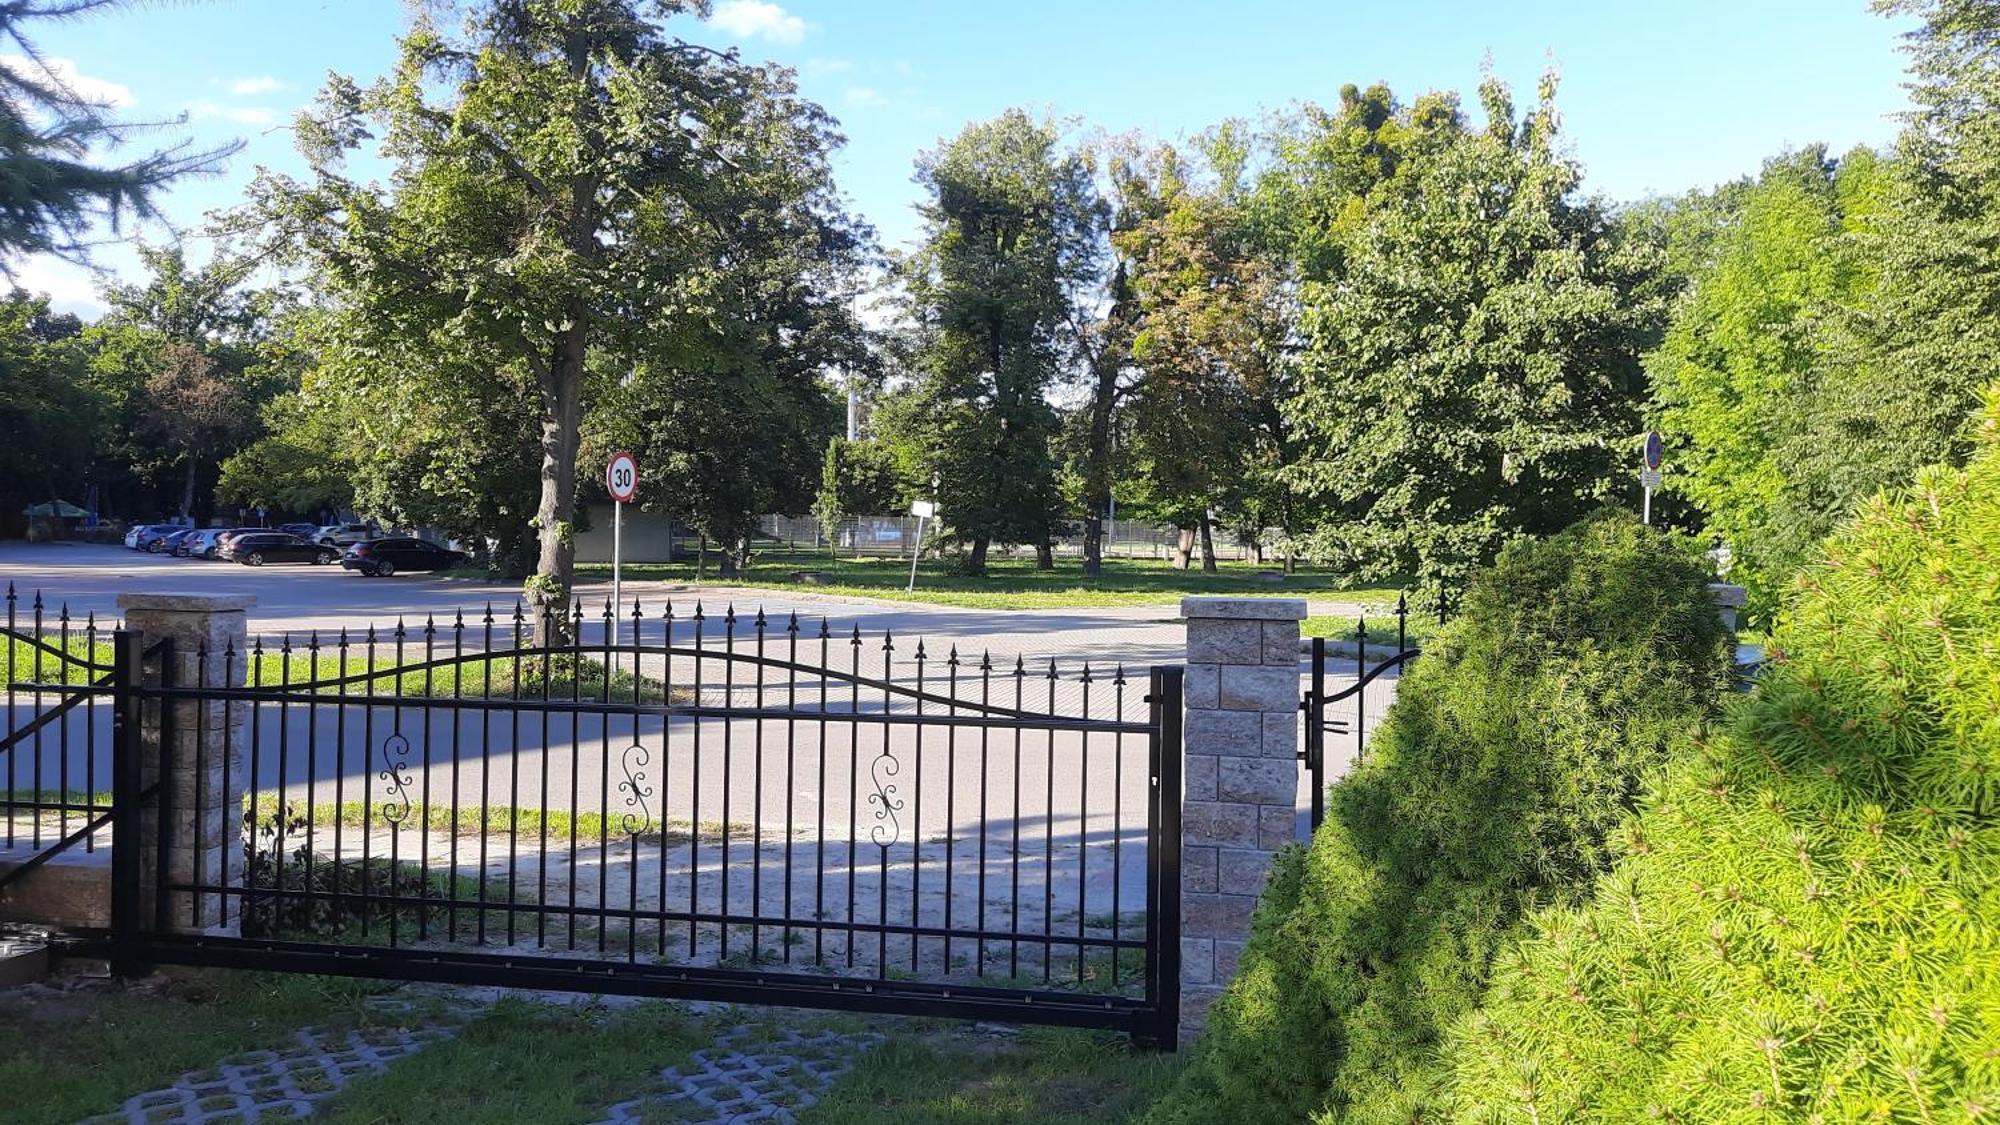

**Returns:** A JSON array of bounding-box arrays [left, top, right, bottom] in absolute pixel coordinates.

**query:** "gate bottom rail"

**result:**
[[129, 932, 1173, 1040]]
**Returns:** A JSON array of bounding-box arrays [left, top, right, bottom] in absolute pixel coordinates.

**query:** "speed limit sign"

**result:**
[[606, 451, 638, 503]]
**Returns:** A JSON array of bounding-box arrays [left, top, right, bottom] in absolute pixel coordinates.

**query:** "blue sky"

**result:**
[[20, 0, 1917, 315]]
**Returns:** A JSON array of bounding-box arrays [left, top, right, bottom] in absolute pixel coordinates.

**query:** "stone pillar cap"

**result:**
[[117, 592, 257, 612], [1179, 596, 1307, 621]]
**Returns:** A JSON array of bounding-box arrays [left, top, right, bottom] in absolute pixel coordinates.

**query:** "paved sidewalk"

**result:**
[[75, 994, 478, 1124], [596, 1023, 885, 1124]]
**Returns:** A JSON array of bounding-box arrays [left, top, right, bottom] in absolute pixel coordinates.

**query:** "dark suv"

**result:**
[[341, 537, 467, 577], [222, 533, 339, 567]]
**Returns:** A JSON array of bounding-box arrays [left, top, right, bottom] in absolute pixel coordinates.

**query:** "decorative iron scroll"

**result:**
[[378, 732, 415, 825], [866, 751, 903, 847], [618, 742, 654, 835]]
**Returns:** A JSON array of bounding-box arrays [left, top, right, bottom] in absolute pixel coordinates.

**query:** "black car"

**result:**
[[341, 537, 467, 577], [223, 533, 339, 566]]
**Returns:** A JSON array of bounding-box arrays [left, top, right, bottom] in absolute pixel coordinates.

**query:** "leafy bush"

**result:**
[[1153, 515, 1732, 1123], [1445, 390, 2000, 1122]]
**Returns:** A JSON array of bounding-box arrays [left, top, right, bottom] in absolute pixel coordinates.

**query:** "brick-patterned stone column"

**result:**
[[1178, 596, 1305, 1037], [118, 592, 253, 934]]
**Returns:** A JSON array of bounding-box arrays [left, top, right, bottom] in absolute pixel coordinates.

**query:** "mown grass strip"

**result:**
[[316, 998, 710, 1124], [573, 552, 1398, 610], [2, 637, 672, 701], [0, 970, 409, 1125]]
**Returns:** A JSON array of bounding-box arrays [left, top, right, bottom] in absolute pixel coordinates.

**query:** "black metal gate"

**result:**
[[1300, 596, 1424, 830], [1, 588, 122, 899], [6, 592, 1183, 1046]]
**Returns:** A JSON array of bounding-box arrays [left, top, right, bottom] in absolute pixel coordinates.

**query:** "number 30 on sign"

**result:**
[[606, 451, 639, 503]]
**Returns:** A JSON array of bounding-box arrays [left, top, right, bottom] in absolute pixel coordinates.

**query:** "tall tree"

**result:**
[[1278, 75, 1666, 602], [141, 341, 253, 518], [83, 245, 284, 521], [0, 287, 95, 518], [891, 110, 1103, 575], [0, 1, 235, 266], [1115, 131, 1288, 571], [1648, 147, 1888, 619], [260, 0, 848, 636]]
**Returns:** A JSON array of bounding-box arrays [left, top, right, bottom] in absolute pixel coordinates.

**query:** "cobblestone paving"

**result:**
[[596, 1023, 885, 1124], [76, 995, 471, 1124]]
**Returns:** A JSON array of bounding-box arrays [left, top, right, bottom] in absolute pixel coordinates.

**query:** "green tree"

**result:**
[[1446, 388, 2000, 1123], [0, 288, 95, 516], [258, 0, 850, 634], [0, 1, 234, 265], [1155, 516, 1731, 1124], [82, 245, 285, 520], [1115, 132, 1288, 571], [1648, 147, 1888, 621], [1277, 75, 1666, 603], [892, 110, 1103, 575], [815, 436, 908, 547]]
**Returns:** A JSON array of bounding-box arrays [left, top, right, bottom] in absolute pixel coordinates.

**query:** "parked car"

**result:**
[[214, 527, 267, 552], [278, 522, 321, 539], [166, 529, 208, 557], [148, 527, 198, 554], [315, 523, 382, 548], [341, 537, 468, 578], [177, 529, 231, 559], [126, 524, 180, 551], [222, 533, 339, 567]]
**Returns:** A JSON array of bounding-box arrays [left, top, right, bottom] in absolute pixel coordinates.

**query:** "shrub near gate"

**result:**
[[1444, 391, 2000, 1122], [1152, 515, 1732, 1124]]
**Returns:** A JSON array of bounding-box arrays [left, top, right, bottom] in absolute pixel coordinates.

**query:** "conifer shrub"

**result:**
[[1153, 515, 1732, 1124], [1444, 390, 2000, 1123]]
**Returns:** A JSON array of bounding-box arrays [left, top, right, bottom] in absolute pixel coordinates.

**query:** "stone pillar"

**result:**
[[1178, 596, 1305, 1037], [117, 592, 253, 935]]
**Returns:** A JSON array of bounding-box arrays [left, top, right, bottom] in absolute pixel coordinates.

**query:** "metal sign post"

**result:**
[[606, 451, 639, 619], [1640, 431, 1664, 526], [907, 498, 936, 594]]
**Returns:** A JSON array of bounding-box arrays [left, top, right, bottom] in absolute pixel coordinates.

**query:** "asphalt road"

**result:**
[[1, 543, 1400, 848]]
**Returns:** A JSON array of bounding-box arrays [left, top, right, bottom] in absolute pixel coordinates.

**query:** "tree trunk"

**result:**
[[1080, 264, 1133, 578], [968, 537, 989, 576], [1199, 513, 1218, 573], [179, 454, 198, 520], [530, 319, 587, 644], [1173, 527, 1194, 571], [1035, 541, 1054, 570]]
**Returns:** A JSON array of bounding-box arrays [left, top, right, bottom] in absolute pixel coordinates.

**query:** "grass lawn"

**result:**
[[580, 552, 1399, 610], [0, 969, 407, 1125], [318, 998, 708, 1123], [3, 635, 668, 700], [799, 1022, 1182, 1124], [1301, 610, 1438, 649], [4, 967, 1183, 1123]]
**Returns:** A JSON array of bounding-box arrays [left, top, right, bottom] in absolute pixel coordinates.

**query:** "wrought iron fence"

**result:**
[[0, 591, 1184, 1043], [1, 586, 118, 889], [1300, 595, 1430, 831]]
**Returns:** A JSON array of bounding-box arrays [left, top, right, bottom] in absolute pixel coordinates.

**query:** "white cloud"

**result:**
[[843, 86, 887, 110], [706, 0, 809, 45], [228, 76, 285, 96], [4, 256, 107, 317], [0, 55, 133, 108], [188, 100, 277, 126], [801, 57, 852, 77]]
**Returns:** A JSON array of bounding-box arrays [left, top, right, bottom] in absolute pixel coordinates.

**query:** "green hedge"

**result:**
[[1444, 391, 2000, 1121], [1153, 515, 1731, 1123]]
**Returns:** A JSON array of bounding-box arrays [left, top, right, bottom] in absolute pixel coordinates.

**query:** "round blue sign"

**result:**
[[1643, 431, 1663, 470]]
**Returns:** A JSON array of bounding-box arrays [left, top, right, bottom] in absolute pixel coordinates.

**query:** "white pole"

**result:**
[[907, 515, 925, 593], [1643, 486, 1652, 527], [612, 499, 624, 622]]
